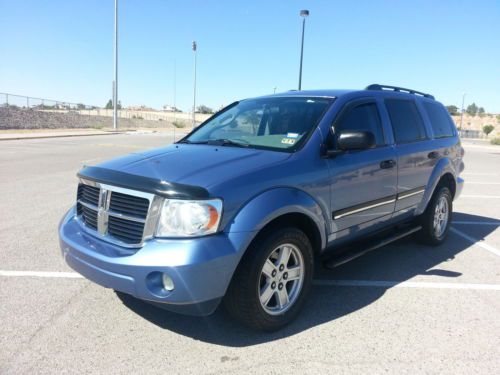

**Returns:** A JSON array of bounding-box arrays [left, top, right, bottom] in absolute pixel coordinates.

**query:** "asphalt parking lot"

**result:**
[[1, 133, 499, 374]]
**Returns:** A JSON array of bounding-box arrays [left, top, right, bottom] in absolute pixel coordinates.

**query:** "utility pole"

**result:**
[[298, 10, 309, 90], [113, 0, 119, 130], [460, 93, 466, 130], [192, 41, 197, 129]]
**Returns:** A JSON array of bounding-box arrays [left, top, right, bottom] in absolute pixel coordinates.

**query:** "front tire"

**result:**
[[224, 227, 314, 331], [418, 186, 452, 246]]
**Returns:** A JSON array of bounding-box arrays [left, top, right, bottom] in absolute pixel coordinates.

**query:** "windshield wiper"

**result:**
[[176, 139, 208, 144], [177, 138, 250, 147], [207, 139, 250, 148]]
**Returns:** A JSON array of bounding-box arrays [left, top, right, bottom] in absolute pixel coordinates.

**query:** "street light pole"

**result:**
[[460, 93, 466, 130], [192, 41, 197, 129], [298, 9, 309, 91], [113, 0, 118, 130]]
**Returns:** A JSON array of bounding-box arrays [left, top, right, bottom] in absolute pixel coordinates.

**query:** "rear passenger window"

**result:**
[[424, 102, 455, 138], [385, 100, 427, 143], [335, 102, 385, 146]]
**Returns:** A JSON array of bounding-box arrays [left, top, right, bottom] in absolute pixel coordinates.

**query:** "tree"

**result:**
[[445, 105, 459, 116], [196, 105, 213, 114], [478, 107, 485, 117], [77, 103, 85, 109], [465, 103, 478, 116], [105, 99, 121, 109], [483, 124, 494, 138]]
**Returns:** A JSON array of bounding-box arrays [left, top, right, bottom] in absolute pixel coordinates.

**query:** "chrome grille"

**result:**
[[75, 179, 162, 248]]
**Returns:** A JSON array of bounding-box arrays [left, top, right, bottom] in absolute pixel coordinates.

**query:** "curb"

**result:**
[[0, 131, 126, 141]]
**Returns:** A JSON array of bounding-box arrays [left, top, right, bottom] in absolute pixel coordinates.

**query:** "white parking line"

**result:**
[[460, 195, 500, 199], [313, 279, 500, 291], [0, 270, 84, 278], [450, 227, 500, 257], [462, 173, 498, 176], [1, 270, 499, 292], [453, 221, 500, 226], [466, 182, 500, 185]]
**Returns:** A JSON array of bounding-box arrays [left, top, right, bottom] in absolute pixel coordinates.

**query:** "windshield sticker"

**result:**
[[286, 132, 299, 138], [281, 138, 296, 145]]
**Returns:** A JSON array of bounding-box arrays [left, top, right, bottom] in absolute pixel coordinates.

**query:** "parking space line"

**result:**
[[313, 279, 500, 290], [466, 182, 500, 185], [450, 227, 500, 257], [1, 270, 499, 292], [460, 195, 500, 199], [453, 221, 500, 226], [0, 270, 84, 278], [462, 173, 498, 176]]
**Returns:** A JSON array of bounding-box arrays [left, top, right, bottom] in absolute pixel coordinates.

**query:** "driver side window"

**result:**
[[335, 102, 385, 146]]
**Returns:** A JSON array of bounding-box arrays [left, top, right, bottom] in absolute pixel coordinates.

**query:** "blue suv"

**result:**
[[59, 84, 464, 331]]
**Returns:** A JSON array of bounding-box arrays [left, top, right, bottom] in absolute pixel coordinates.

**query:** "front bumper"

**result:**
[[59, 207, 254, 316]]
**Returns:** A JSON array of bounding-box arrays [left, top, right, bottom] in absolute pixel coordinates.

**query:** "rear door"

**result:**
[[326, 99, 398, 233], [384, 99, 436, 212]]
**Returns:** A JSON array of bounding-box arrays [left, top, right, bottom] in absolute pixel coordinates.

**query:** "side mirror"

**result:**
[[338, 130, 375, 151], [325, 130, 375, 157]]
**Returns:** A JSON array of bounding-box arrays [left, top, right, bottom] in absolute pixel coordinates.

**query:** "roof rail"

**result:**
[[365, 84, 435, 100]]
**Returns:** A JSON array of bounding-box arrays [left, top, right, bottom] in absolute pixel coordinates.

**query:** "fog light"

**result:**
[[162, 273, 175, 291]]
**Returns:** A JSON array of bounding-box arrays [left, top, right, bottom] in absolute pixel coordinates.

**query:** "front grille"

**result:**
[[108, 216, 145, 244], [77, 184, 100, 207], [109, 191, 149, 219], [76, 181, 155, 247], [81, 205, 98, 229]]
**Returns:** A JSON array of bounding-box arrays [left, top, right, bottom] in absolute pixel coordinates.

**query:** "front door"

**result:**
[[326, 99, 398, 233]]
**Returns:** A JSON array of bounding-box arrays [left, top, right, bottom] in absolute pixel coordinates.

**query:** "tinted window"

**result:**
[[335, 102, 385, 146], [385, 100, 427, 143], [424, 102, 455, 138]]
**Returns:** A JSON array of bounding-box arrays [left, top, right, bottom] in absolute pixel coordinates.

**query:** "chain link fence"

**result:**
[[0, 93, 209, 130]]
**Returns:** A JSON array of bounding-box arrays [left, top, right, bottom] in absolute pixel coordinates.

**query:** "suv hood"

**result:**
[[95, 144, 291, 190]]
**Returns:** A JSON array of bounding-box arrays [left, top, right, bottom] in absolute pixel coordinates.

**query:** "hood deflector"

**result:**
[[78, 166, 210, 200]]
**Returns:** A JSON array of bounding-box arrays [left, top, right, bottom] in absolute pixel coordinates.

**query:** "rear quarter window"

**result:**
[[385, 99, 427, 144], [423, 102, 455, 138]]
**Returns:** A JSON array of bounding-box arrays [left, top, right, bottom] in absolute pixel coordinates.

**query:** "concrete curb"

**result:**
[[0, 131, 126, 141]]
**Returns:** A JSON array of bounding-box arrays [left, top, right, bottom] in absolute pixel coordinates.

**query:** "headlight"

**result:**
[[156, 199, 223, 237]]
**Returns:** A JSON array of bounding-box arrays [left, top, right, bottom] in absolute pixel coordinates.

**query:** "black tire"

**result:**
[[224, 227, 314, 331], [418, 186, 453, 246]]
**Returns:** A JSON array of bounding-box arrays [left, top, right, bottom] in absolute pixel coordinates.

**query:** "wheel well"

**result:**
[[254, 213, 322, 254], [437, 173, 456, 198]]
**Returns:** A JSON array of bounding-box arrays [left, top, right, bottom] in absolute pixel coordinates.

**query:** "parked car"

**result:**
[[59, 84, 464, 331]]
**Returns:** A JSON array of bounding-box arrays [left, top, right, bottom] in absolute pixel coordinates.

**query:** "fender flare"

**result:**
[[225, 187, 328, 250], [415, 158, 456, 215]]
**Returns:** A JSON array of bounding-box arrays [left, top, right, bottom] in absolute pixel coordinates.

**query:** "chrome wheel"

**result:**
[[258, 243, 304, 315], [433, 195, 449, 238]]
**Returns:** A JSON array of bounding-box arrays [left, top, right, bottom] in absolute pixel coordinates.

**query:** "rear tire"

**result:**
[[418, 186, 452, 246], [224, 227, 314, 331]]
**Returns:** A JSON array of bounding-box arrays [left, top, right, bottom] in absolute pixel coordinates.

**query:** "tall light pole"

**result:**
[[113, 0, 118, 130], [192, 41, 197, 128], [298, 9, 309, 91], [460, 93, 466, 130]]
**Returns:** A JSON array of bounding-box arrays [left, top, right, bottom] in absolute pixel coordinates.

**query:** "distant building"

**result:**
[[162, 105, 181, 112]]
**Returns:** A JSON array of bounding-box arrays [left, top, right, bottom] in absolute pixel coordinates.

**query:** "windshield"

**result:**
[[182, 97, 333, 152]]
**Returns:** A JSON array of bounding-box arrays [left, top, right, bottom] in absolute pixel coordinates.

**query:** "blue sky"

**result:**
[[1, 0, 499, 112]]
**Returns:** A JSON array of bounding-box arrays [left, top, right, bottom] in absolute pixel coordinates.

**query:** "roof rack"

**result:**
[[365, 84, 435, 100]]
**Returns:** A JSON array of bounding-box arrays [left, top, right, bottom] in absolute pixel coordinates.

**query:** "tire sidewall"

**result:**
[[426, 186, 453, 243], [247, 228, 314, 330]]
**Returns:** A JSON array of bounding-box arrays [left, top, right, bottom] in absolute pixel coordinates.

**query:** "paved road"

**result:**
[[1, 134, 499, 374]]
